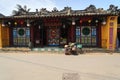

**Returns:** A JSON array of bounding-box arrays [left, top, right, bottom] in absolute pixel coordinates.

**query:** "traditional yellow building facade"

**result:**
[[0, 16, 118, 50], [0, 5, 119, 50]]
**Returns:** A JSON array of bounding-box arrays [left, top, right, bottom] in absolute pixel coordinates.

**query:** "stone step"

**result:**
[[0, 47, 118, 53], [32, 48, 64, 52]]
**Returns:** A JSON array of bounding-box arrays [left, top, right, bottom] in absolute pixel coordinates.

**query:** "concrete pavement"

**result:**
[[0, 52, 120, 80]]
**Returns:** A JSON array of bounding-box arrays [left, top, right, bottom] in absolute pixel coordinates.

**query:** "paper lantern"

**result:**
[[102, 21, 106, 25], [72, 20, 75, 25], [88, 20, 91, 23], [80, 20, 82, 23], [14, 22, 17, 25], [21, 21, 24, 25], [2, 21, 5, 27], [95, 20, 98, 23]]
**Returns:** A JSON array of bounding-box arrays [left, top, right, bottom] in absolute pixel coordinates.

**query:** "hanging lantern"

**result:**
[[14, 22, 17, 25], [72, 20, 75, 25], [2, 21, 5, 27], [95, 20, 98, 23], [102, 21, 106, 25], [101, 17, 106, 25], [27, 20, 30, 27], [88, 20, 91, 23], [20, 21, 24, 25], [38, 25, 41, 29], [27, 23, 30, 27], [72, 17, 76, 25], [8, 22, 11, 25], [95, 20, 98, 26], [63, 24, 65, 28], [2, 23, 5, 27], [80, 20, 82, 23]]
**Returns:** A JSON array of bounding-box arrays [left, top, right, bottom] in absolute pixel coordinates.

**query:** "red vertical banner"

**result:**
[[109, 28, 113, 44], [109, 27, 113, 49]]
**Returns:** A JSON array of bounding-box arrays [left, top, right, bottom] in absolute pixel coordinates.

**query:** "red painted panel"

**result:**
[[109, 28, 113, 44], [70, 25, 75, 42], [109, 27, 113, 49]]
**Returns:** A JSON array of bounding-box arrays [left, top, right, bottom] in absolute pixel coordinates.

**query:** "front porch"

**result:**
[[0, 47, 119, 53]]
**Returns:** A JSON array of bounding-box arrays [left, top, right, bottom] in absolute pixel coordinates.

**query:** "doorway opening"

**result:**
[[47, 26, 60, 46], [60, 24, 68, 46], [117, 28, 120, 47]]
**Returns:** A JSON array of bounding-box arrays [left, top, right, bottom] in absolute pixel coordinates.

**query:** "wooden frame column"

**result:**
[[0, 22, 2, 48], [70, 25, 75, 43]]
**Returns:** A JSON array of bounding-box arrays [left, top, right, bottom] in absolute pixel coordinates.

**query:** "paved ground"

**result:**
[[0, 52, 120, 80]]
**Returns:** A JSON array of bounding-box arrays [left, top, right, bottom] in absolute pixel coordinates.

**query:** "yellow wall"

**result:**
[[101, 19, 109, 48], [101, 16, 118, 50], [2, 27, 9, 47], [0, 22, 10, 48], [0, 22, 2, 48]]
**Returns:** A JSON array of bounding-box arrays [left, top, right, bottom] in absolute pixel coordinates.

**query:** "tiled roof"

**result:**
[[1, 5, 119, 19], [0, 13, 5, 18], [10, 9, 118, 19]]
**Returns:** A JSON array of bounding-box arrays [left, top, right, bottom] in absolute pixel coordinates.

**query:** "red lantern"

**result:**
[[20, 21, 24, 25], [80, 20, 82, 23]]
